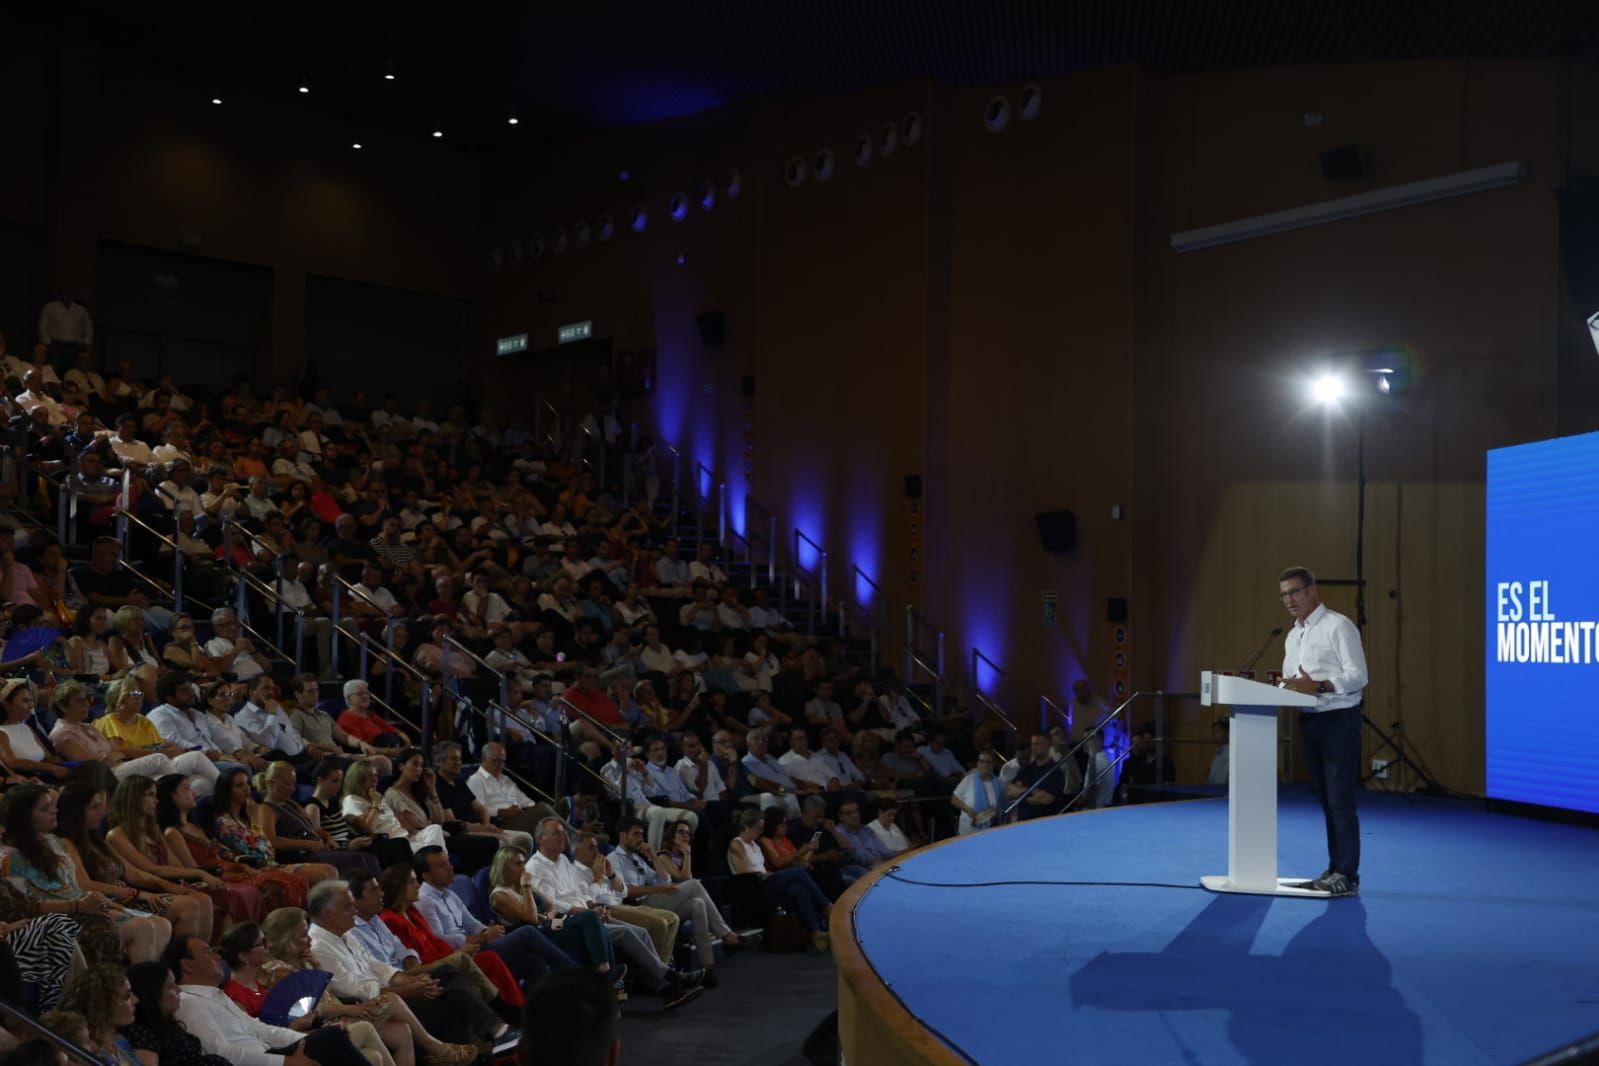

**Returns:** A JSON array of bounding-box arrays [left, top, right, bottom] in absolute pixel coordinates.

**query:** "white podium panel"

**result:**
[[1198, 670, 1329, 899]]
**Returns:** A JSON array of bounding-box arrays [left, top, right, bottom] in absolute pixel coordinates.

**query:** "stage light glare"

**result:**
[[211, 97, 222, 106], [1377, 374, 1391, 394], [351, 142, 363, 150], [432, 129, 443, 138], [1311, 373, 1346, 408], [507, 107, 519, 126], [298, 82, 309, 94]]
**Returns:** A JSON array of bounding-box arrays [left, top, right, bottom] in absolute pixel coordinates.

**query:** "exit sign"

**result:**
[[557, 320, 593, 345], [496, 333, 528, 356]]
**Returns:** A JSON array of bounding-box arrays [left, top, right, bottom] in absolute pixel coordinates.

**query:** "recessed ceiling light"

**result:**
[[383, 63, 396, 81], [507, 106, 519, 126], [298, 81, 309, 94], [352, 142, 363, 150], [432, 129, 443, 139], [210, 97, 222, 106]]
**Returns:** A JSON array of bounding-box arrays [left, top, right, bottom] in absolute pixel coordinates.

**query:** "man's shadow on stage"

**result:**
[[1070, 895, 1422, 1065]]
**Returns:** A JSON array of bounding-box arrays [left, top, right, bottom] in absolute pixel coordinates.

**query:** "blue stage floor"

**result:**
[[850, 791, 1599, 1065]]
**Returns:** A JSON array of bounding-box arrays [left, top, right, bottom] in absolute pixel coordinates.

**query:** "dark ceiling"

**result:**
[[35, 0, 1599, 149]]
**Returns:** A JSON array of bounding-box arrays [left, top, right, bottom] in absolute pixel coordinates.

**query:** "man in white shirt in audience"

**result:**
[[467, 741, 556, 839], [302, 880, 505, 1052], [778, 727, 833, 793], [525, 817, 702, 1009], [15, 370, 66, 426], [168, 934, 372, 1066], [917, 728, 967, 786], [741, 727, 802, 817], [804, 681, 849, 740], [653, 538, 691, 592], [866, 798, 912, 857], [675, 731, 727, 801], [206, 606, 269, 683], [109, 414, 158, 466]]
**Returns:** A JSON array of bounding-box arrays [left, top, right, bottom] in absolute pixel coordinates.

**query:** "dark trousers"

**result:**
[[485, 923, 564, 985], [541, 910, 610, 967], [1300, 705, 1362, 881], [760, 869, 831, 933], [276, 1026, 368, 1066], [407, 968, 503, 1043]]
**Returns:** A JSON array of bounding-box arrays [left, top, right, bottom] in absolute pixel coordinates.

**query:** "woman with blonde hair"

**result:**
[[257, 908, 410, 1066], [92, 676, 221, 796], [49, 681, 180, 782], [105, 605, 160, 703], [340, 760, 416, 866]]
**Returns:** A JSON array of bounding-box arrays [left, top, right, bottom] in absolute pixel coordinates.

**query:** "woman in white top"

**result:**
[[0, 679, 72, 780], [374, 751, 449, 851], [726, 808, 833, 951], [740, 633, 779, 694], [199, 679, 265, 770], [340, 759, 423, 849], [66, 605, 117, 680], [612, 584, 655, 633]]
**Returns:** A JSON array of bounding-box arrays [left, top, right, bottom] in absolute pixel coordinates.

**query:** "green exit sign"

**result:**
[[557, 320, 593, 345], [495, 333, 528, 356]]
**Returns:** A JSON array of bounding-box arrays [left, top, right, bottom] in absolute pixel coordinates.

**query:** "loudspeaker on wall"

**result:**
[[1034, 510, 1076, 553]]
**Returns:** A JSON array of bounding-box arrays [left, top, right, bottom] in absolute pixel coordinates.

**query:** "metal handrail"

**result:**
[[117, 506, 188, 611], [533, 393, 560, 446], [904, 606, 946, 716], [0, 1001, 102, 1066], [1040, 694, 1071, 734], [1003, 688, 1196, 816], [661, 440, 682, 533], [792, 527, 828, 635], [838, 600, 881, 676], [693, 462, 720, 548], [745, 496, 779, 586], [554, 691, 629, 748]]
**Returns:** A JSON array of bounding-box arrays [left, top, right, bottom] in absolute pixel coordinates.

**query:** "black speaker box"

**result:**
[[1107, 597, 1128, 624], [696, 310, 726, 347], [1319, 144, 1371, 181], [905, 474, 922, 498], [1034, 510, 1076, 553]]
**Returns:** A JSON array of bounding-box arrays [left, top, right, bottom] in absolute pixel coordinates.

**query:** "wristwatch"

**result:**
[[1316, 681, 1330, 694]]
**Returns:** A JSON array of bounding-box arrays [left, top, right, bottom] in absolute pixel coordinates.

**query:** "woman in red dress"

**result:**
[[374, 864, 523, 1008]]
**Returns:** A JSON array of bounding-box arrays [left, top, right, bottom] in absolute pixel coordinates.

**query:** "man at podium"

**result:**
[[1276, 566, 1369, 897]]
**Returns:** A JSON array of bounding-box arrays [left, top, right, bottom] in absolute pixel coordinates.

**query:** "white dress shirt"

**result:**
[[778, 750, 831, 789], [308, 921, 397, 1000], [147, 704, 213, 751], [1280, 602, 1368, 712], [38, 300, 93, 345], [526, 850, 598, 912], [599, 760, 657, 809], [175, 984, 301, 1066], [206, 636, 265, 681], [467, 766, 536, 816], [415, 880, 486, 948], [676, 755, 725, 799], [236, 701, 307, 756], [867, 818, 911, 855]]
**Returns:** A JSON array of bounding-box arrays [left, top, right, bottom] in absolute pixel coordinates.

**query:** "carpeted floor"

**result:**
[[851, 791, 1599, 1065], [616, 948, 837, 1066]]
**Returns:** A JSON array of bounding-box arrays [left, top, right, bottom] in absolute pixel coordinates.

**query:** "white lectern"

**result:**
[[1198, 671, 1329, 898]]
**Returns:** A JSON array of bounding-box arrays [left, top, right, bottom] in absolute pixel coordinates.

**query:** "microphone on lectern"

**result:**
[[1238, 627, 1284, 674]]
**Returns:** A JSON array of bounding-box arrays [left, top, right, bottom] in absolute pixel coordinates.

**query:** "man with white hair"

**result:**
[[465, 741, 560, 841], [205, 607, 269, 682]]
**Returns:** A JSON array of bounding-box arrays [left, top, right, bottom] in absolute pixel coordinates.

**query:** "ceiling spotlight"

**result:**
[[432, 129, 443, 139], [1377, 374, 1392, 395], [298, 80, 309, 94], [352, 142, 363, 150], [1311, 373, 1346, 408], [507, 107, 519, 126], [210, 97, 222, 106], [384, 63, 396, 81]]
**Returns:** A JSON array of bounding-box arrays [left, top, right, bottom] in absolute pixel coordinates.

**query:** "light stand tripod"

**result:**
[[1361, 714, 1449, 794]]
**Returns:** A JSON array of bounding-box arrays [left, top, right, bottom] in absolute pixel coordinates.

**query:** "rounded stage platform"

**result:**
[[833, 791, 1599, 1065]]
